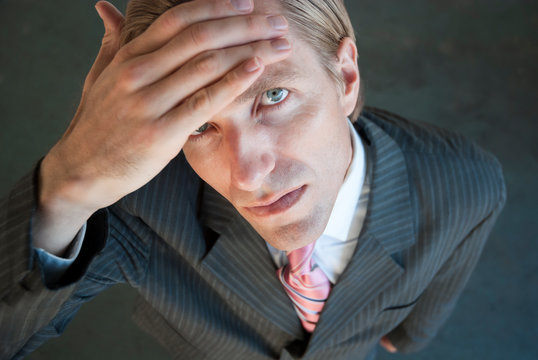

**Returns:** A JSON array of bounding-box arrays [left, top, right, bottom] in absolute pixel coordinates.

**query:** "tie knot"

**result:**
[[286, 242, 315, 275], [277, 241, 331, 333]]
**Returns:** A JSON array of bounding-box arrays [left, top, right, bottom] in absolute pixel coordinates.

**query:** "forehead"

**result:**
[[232, 1, 334, 104], [233, 38, 331, 106]]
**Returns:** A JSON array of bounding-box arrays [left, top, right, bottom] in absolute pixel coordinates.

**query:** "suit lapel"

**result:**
[[199, 184, 304, 338], [307, 115, 417, 354], [118, 154, 304, 340]]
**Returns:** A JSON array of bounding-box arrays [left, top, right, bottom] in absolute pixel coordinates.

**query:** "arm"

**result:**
[[0, 165, 109, 359], [1, 0, 291, 356], [1, 188, 146, 359]]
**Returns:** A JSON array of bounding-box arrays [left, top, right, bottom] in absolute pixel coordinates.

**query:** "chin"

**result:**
[[266, 236, 316, 252], [257, 204, 329, 252]]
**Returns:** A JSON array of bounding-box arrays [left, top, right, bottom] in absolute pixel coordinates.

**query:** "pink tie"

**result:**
[[276, 242, 331, 332]]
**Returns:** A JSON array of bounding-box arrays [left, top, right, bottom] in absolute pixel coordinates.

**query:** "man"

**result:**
[[0, 0, 506, 359]]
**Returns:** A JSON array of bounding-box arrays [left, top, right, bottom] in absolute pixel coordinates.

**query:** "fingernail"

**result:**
[[271, 38, 291, 51], [267, 15, 288, 30], [231, 0, 252, 12], [245, 57, 261, 72]]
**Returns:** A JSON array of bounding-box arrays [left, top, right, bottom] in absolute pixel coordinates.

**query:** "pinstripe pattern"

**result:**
[[0, 107, 506, 359]]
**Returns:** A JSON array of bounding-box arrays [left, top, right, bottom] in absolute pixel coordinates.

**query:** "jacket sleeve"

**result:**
[[0, 163, 111, 359], [386, 165, 507, 353]]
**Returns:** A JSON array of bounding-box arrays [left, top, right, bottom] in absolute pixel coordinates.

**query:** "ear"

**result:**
[[335, 37, 360, 117]]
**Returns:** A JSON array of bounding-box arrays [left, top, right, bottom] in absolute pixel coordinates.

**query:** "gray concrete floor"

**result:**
[[1, 0, 536, 359]]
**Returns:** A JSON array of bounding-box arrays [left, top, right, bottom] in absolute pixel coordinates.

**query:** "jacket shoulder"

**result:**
[[360, 107, 506, 227], [360, 107, 499, 166]]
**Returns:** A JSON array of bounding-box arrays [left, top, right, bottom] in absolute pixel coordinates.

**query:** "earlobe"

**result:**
[[336, 37, 360, 116]]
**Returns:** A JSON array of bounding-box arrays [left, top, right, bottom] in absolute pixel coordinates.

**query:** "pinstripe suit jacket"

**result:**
[[0, 108, 506, 359]]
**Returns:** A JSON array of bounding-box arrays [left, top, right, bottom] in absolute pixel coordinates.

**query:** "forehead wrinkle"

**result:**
[[234, 67, 301, 105]]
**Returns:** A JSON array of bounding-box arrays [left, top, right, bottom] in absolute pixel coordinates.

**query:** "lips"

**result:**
[[245, 186, 307, 217]]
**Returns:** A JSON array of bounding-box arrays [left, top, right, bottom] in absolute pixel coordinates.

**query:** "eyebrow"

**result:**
[[233, 68, 301, 105]]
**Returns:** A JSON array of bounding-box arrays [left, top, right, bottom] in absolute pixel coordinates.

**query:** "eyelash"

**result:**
[[188, 89, 291, 142]]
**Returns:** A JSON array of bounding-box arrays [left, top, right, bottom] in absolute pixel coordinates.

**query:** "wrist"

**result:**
[[33, 152, 98, 255], [39, 149, 99, 218]]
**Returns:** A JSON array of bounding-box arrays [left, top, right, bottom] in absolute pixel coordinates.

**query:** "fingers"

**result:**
[[120, 13, 288, 90], [138, 37, 291, 118], [159, 57, 265, 139], [122, 0, 253, 58], [380, 336, 397, 353], [85, 1, 125, 90]]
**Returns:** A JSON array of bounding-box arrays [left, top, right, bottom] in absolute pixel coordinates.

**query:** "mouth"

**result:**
[[244, 185, 307, 217]]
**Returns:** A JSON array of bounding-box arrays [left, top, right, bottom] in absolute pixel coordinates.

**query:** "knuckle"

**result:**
[[244, 15, 259, 32], [189, 23, 211, 47], [218, 70, 242, 95], [225, 70, 242, 89], [188, 89, 212, 113], [194, 51, 220, 74], [118, 60, 145, 90], [161, 7, 185, 32]]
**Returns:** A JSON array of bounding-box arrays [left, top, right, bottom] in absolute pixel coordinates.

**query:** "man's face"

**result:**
[[183, 2, 357, 251]]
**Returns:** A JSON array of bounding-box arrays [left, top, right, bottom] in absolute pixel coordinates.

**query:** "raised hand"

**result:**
[[34, 0, 291, 255]]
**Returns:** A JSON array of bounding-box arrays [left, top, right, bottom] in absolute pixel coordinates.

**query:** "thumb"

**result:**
[[84, 1, 125, 90]]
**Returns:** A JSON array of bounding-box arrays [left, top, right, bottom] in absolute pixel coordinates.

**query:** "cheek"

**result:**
[[274, 99, 324, 152], [278, 95, 346, 163], [278, 97, 350, 198], [183, 145, 228, 192]]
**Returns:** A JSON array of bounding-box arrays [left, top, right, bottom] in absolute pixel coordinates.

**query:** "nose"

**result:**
[[225, 128, 275, 191]]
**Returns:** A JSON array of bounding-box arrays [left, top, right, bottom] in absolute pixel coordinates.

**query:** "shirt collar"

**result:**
[[322, 119, 366, 241]]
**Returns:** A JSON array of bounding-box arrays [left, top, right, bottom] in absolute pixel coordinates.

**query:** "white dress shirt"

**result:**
[[266, 120, 370, 284], [34, 224, 86, 285]]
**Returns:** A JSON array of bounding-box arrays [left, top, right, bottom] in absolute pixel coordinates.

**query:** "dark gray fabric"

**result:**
[[0, 108, 506, 359]]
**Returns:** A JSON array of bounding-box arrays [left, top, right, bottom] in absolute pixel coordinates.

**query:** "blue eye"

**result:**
[[191, 123, 210, 136], [260, 88, 289, 106]]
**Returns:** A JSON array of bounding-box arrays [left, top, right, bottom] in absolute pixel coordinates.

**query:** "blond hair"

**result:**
[[120, 0, 364, 120]]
